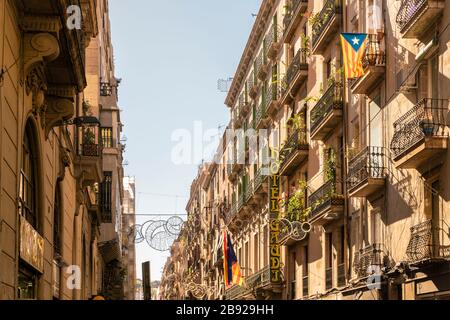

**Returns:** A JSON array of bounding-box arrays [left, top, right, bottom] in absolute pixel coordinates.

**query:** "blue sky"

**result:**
[[109, 0, 261, 281]]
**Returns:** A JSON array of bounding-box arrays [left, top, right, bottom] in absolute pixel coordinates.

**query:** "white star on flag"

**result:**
[[352, 37, 360, 45]]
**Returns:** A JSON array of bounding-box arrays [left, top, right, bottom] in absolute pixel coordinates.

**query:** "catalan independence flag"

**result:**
[[223, 230, 244, 288], [340, 33, 368, 79]]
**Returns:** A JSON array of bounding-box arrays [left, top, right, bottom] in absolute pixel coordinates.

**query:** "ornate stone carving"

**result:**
[[43, 96, 75, 138], [22, 15, 61, 34], [24, 32, 60, 77]]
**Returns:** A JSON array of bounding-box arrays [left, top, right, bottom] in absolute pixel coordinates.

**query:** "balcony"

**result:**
[[237, 191, 246, 213], [279, 130, 309, 175], [255, 50, 269, 81], [255, 100, 270, 130], [353, 244, 385, 278], [307, 180, 344, 225], [310, 82, 343, 140], [100, 82, 114, 96], [351, 34, 386, 95], [254, 168, 269, 194], [283, 0, 309, 42], [390, 99, 449, 170], [239, 90, 251, 118], [232, 105, 243, 129], [265, 22, 282, 60], [396, 0, 445, 38], [74, 118, 102, 186], [247, 70, 258, 99], [406, 220, 450, 265], [225, 283, 246, 300], [280, 48, 308, 106], [225, 202, 237, 225], [245, 182, 255, 205], [311, 0, 342, 54], [347, 146, 386, 197], [265, 82, 280, 118], [337, 263, 346, 287]]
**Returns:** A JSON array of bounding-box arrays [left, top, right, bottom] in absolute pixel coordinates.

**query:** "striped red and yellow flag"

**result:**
[[223, 230, 244, 288], [340, 33, 368, 79]]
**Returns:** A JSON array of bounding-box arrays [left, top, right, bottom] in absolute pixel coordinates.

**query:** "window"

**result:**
[[18, 120, 40, 300], [20, 124, 38, 229], [101, 127, 113, 148], [254, 233, 259, 272], [302, 246, 309, 297], [101, 172, 113, 222], [325, 233, 333, 290], [290, 252, 297, 300]]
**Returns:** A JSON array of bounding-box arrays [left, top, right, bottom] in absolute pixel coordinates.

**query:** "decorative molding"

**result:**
[[24, 32, 60, 75], [21, 15, 62, 34], [43, 96, 75, 138]]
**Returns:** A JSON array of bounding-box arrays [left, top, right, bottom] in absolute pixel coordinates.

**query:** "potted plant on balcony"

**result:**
[[83, 128, 96, 145], [420, 105, 434, 136], [287, 180, 309, 222]]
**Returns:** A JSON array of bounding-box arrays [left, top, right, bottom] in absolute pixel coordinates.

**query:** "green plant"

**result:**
[[324, 148, 337, 183], [286, 180, 309, 222], [83, 129, 96, 145]]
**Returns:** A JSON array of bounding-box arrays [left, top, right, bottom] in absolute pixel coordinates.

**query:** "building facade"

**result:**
[[161, 0, 450, 300], [122, 176, 136, 300], [0, 0, 127, 300]]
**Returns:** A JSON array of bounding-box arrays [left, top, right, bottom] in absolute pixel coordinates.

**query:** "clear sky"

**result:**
[[109, 0, 261, 282]]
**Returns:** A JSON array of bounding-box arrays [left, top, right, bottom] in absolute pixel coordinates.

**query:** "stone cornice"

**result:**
[[224, 0, 277, 108]]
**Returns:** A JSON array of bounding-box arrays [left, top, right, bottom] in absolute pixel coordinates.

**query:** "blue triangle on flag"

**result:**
[[341, 33, 368, 52]]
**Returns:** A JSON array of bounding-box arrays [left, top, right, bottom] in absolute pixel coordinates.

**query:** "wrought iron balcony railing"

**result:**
[[100, 82, 113, 96], [307, 180, 343, 221], [255, 50, 266, 79], [362, 34, 385, 70], [245, 182, 254, 203], [396, 0, 435, 32], [281, 48, 308, 98], [310, 82, 343, 134], [311, 0, 341, 49], [238, 191, 245, 211], [406, 220, 450, 263], [254, 167, 266, 192], [255, 100, 267, 128], [265, 22, 282, 59], [283, 0, 308, 33], [390, 99, 449, 159], [347, 146, 386, 192], [81, 144, 101, 157], [353, 243, 385, 278], [246, 265, 271, 289], [265, 81, 279, 113], [280, 129, 308, 167]]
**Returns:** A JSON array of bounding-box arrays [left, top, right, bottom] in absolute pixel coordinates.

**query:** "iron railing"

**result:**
[[265, 82, 279, 108], [390, 99, 449, 158], [255, 100, 266, 128], [307, 180, 343, 221], [225, 284, 245, 300], [281, 48, 308, 97], [362, 34, 385, 70], [238, 191, 245, 211], [254, 167, 266, 191], [247, 70, 255, 93], [283, 0, 308, 32], [311, 0, 341, 48], [265, 22, 280, 55], [406, 220, 450, 263], [81, 144, 100, 157], [310, 82, 343, 134], [325, 267, 333, 290], [396, 0, 430, 31], [353, 243, 385, 278], [280, 129, 308, 167], [246, 265, 271, 289], [255, 50, 265, 76], [347, 146, 386, 191], [245, 182, 254, 203], [100, 82, 113, 96]]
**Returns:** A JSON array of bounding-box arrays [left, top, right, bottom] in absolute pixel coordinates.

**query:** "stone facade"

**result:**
[[161, 0, 450, 300], [0, 0, 128, 300]]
